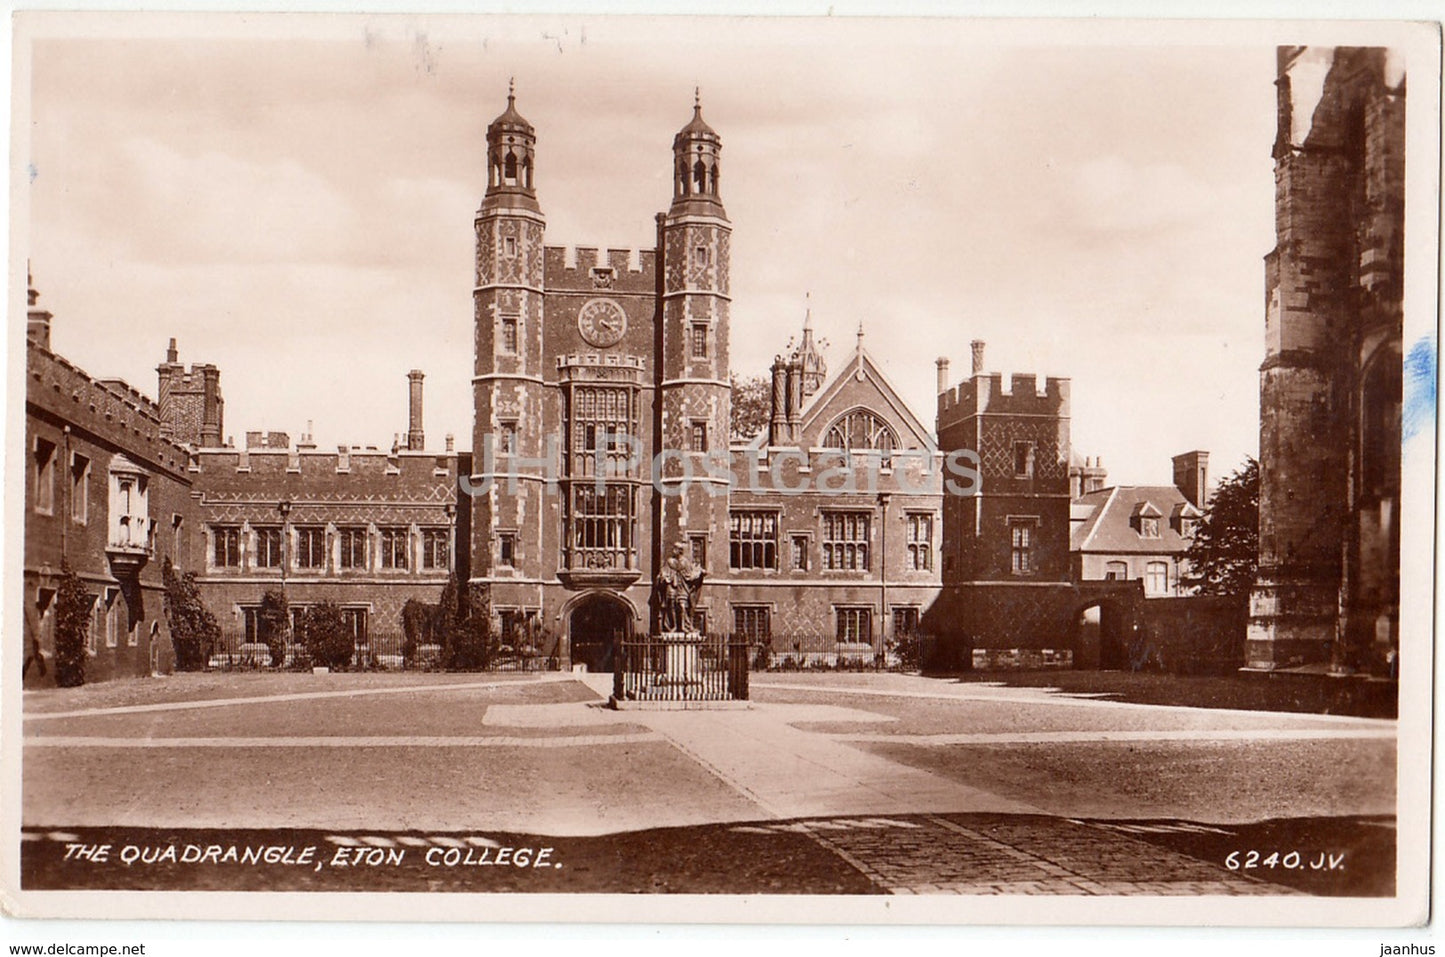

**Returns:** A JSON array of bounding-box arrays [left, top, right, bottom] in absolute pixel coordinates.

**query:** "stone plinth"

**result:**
[[609, 631, 750, 710]]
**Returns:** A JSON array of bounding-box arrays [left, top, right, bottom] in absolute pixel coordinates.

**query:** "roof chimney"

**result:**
[[407, 370, 425, 451], [970, 340, 986, 376], [935, 357, 951, 394], [1171, 450, 1210, 508]]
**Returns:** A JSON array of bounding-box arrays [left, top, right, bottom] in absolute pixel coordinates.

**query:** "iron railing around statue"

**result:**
[[612, 634, 751, 702]]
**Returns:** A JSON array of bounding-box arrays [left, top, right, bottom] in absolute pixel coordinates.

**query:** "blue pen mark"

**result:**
[[27, 163, 37, 183], [1402, 335, 1436, 442]]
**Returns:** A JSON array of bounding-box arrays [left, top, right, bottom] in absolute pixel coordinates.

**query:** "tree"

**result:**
[[440, 578, 498, 671], [257, 588, 289, 667], [730, 373, 771, 441], [53, 562, 94, 688], [303, 601, 354, 670], [1183, 457, 1260, 597], [162, 556, 221, 671], [400, 598, 433, 667]]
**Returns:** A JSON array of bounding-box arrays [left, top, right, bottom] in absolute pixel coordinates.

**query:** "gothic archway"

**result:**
[[566, 592, 635, 673]]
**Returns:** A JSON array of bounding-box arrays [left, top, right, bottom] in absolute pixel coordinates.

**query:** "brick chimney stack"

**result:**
[[407, 370, 425, 451], [935, 357, 950, 394], [1172, 450, 1210, 508], [970, 340, 986, 376]]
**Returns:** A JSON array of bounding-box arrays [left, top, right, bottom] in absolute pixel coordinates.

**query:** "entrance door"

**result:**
[[569, 595, 631, 672]]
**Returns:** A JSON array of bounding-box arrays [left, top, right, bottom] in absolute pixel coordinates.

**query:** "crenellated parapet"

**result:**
[[27, 342, 192, 479], [937, 371, 1070, 434], [544, 246, 656, 292]]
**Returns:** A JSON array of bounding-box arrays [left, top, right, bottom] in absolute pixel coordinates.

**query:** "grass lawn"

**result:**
[[941, 669, 1397, 718]]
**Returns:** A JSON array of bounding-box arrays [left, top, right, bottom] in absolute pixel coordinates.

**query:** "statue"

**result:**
[[655, 541, 705, 634]]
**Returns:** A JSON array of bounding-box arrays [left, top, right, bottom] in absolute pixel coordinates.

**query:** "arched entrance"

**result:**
[[1074, 600, 1132, 670], [568, 593, 633, 673]]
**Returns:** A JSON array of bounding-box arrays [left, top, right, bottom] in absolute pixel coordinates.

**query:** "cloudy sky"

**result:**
[[21, 15, 1289, 486]]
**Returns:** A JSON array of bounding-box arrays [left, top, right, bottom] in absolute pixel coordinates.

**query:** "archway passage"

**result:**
[[569, 594, 631, 673], [1076, 601, 1131, 670]]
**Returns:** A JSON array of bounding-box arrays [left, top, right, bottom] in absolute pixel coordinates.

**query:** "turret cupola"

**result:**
[[669, 89, 725, 217], [27, 263, 52, 351], [794, 295, 827, 399], [483, 79, 540, 213]]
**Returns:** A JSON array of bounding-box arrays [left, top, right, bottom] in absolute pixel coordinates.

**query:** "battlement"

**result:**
[[26, 341, 192, 478], [937, 372, 1071, 429], [97, 376, 161, 418], [195, 444, 461, 485], [544, 245, 657, 291], [158, 362, 221, 390]]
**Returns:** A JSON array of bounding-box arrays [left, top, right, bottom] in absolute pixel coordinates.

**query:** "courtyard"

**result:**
[[21, 670, 1397, 896]]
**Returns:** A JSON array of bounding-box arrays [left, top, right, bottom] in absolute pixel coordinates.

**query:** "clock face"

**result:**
[[577, 298, 627, 348]]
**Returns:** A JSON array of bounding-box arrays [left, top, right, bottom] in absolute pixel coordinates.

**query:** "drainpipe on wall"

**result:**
[[61, 426, 71, 563], [878, 491, 890, 658]]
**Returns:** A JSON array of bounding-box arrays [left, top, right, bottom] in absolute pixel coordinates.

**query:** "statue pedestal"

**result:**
[[656, 631, 702, 686], [609, 631, 750, 710]]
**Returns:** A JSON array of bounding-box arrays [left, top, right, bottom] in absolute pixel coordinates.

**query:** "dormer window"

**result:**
[[1132, 500, 1163, 539], [1171, 501, 1202, 537]]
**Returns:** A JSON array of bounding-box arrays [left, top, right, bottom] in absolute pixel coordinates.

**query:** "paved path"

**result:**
[[510, 675, 1039, 817], [738, 814, 1294, 896]]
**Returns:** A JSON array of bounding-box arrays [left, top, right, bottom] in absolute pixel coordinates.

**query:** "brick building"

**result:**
[[1069, 451, 1208, 598], [34, 86, 1249, 680], [927, 340, 1083, 667], [23, 274, 198, 686], [467, 89, 948, 668], [465, 88, 735, 668], [726, 321, 943, 661], [1248, 47, 1403, 673], [153, 343, 466, 661]]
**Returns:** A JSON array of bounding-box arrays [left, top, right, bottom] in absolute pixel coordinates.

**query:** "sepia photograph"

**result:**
[[2, 11, 1437, 934]]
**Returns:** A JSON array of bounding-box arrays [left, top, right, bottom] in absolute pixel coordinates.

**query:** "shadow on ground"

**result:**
[[935, 670, 1397, 719]]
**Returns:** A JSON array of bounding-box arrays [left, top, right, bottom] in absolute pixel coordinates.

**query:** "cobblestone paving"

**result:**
[[740, 815, 1299, 895]]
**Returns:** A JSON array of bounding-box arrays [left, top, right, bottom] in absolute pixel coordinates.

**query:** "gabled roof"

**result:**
[[799, 346, 936, 452], [738, 341, 937, 454], [1072, 485, 1197, 554]]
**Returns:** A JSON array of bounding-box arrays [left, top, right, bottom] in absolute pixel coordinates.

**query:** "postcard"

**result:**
[[3, 11, 1437, 930]]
